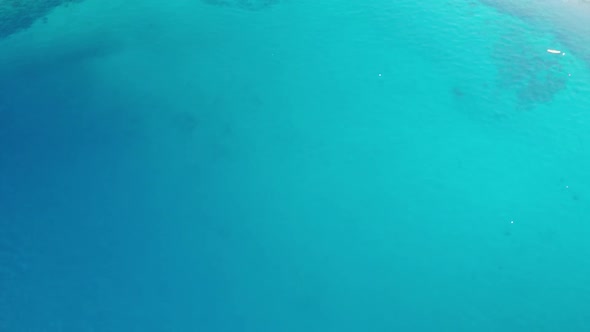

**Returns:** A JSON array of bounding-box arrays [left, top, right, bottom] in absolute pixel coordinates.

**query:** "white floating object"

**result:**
[[547, 49, 562, 54]]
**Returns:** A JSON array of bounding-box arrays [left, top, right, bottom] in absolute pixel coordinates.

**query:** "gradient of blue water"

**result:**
[[1, 0, 590, 331]]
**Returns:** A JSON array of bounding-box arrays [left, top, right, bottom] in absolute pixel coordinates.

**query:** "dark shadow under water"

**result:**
[[0, 0, 83, 39], [0, 35, 174, 330]]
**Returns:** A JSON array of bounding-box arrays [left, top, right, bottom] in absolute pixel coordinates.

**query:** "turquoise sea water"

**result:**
[[1, 0, 590, 330]]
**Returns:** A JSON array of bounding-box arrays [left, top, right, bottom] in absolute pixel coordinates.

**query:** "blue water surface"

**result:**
[[1, 0, 590, 331]]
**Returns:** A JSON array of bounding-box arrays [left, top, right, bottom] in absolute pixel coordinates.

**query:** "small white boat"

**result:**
[[547, 49, 562, 54]]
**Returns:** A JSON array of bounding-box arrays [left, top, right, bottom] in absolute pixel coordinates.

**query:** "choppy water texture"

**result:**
[[1, 0, 590, 331]]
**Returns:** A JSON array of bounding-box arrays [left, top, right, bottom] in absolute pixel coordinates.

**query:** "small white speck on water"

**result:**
[[378, 73, 382, 77], [510, 220, 514, 224]]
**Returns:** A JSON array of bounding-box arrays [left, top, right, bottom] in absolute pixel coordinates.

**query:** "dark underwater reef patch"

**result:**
[[491, 27, 571, 109], [0, 0, 83, 39]]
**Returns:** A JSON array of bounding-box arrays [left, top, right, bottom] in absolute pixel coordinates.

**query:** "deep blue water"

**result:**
[[1, 0, 590, 331]]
